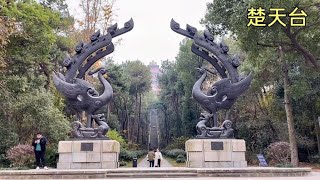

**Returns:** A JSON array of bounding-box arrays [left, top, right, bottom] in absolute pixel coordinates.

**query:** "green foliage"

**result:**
[[308, 154, 320, 164], [0, 0, 152, 169], [165, 136, 189, 150], [119, 149, 147, 162], [122, 60, 152, 95], [107, 114, 120, 130], [45, 146, 59, 168], [105, 59, 152, 146], [0, 154, 10, 168], [275, 164, 294, 168], [164, 149, 186, 159], [107, 129, 128, 149], [1, 0, 73, 74], [0, 0, 73, 168], [0, 126, 18, 155], [176, 154, 186, 163], [157, 39, 205, 147], [108, 129, 147, 163], [8, 90, 70, 143], [200, 0, 320, 164], [236, 114, 276, 153], [119, 161, 127, 167]]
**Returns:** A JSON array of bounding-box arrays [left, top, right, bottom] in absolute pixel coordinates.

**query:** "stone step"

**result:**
[[105, 172, 198, 178], [0, 167, 312, 179], [110, 169, 195, 173]]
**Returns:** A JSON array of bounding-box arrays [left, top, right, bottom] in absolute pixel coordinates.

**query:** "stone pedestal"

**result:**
[[57, 140, 120, 169], [185, 139, 247, 168]]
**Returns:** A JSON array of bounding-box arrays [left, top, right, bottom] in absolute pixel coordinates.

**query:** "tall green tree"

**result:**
[[202, 0, 320, 166], [157, 39, 206, 147], [0, 0, 73, 166], [103, 59, 151, 146], [122, 60, 151, 143]]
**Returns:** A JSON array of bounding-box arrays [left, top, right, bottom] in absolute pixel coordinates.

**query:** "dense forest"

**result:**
[[0, 0, 319, 168]]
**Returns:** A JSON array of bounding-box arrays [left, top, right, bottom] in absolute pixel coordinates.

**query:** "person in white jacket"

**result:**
[[154, 148, 163, 167]]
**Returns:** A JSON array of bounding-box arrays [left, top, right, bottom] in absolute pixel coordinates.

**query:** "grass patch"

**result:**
[[164, 155, 186, 167], [0, 166, 30, 170]]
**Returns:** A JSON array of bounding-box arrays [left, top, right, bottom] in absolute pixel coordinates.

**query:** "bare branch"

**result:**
[[293, 19, 320, 36], [257, 42, 277, 48], [281, 26, 320, 70]]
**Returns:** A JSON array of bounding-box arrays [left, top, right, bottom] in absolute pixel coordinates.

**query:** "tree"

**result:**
[[101, 59, 151, 146], [202, 0, 320, 166], [72, 0, 116, 42], [157, 60, 183, 146], [0, 0, 73, 166], [176, 39, 204, 136], [122, 60, 151, 143], [157, 39, 206, 147], [202, 0, 320, 70]]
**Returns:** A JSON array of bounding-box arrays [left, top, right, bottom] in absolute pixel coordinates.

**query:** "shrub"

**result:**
[[107, 129, 128, 149], [119, 161, 127, 167], [6, 144, 34, 168], [128, 142, 140, 150], [164, 149, 186, 159], [135, 150, 147, 158], [275, 163, 294, 168], [119, 149, 147, 162], [246, 152, 260, 165], [308, 154, 320, 163], [176, 154, 186, 163], [0, 124, 19, 168], [165, 136, 189, 150], [46, 146, 59, 168], [0, 154, 10, 168], [108, 114, 120, 130], [266, 141, 290, 165]]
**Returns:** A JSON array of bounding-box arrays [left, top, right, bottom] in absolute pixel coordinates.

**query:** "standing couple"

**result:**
[[147, 148, 163, 167]]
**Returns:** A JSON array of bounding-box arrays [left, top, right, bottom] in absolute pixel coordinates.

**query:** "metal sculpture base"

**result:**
[[71, 114, 110, 139], [57, 140, 120, 169], [185, 139, 247, 168], [196, 113, 234, 139]]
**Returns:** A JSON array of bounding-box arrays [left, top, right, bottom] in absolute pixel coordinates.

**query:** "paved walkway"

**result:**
[[137, 156, 172, 167]]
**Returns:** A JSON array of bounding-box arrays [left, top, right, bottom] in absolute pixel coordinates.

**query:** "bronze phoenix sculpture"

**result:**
[[171, 19, 252, 138], [53, 19, 134, 139]]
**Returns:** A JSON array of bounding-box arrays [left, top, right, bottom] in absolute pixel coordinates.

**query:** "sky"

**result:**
[[65, 0, 212, 65]]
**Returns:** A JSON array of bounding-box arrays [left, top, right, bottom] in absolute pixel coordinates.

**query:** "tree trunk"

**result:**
[[279, 45, 299, 167], [309, 97, 320, 155], [133, 90, 138, 143], [125, 97, 130, 141], [137, 93, 142, 144], [283, 27, 320, 70], [314, 115, 320, 155]]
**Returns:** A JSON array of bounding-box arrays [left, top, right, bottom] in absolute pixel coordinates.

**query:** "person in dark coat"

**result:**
[[32, 132, 48, 170]]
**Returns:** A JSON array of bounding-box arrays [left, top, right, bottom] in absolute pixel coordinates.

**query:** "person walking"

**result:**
[[147, 149, 155, 167], [155, 148, 163, 167], [32, 132, 48, 170]]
